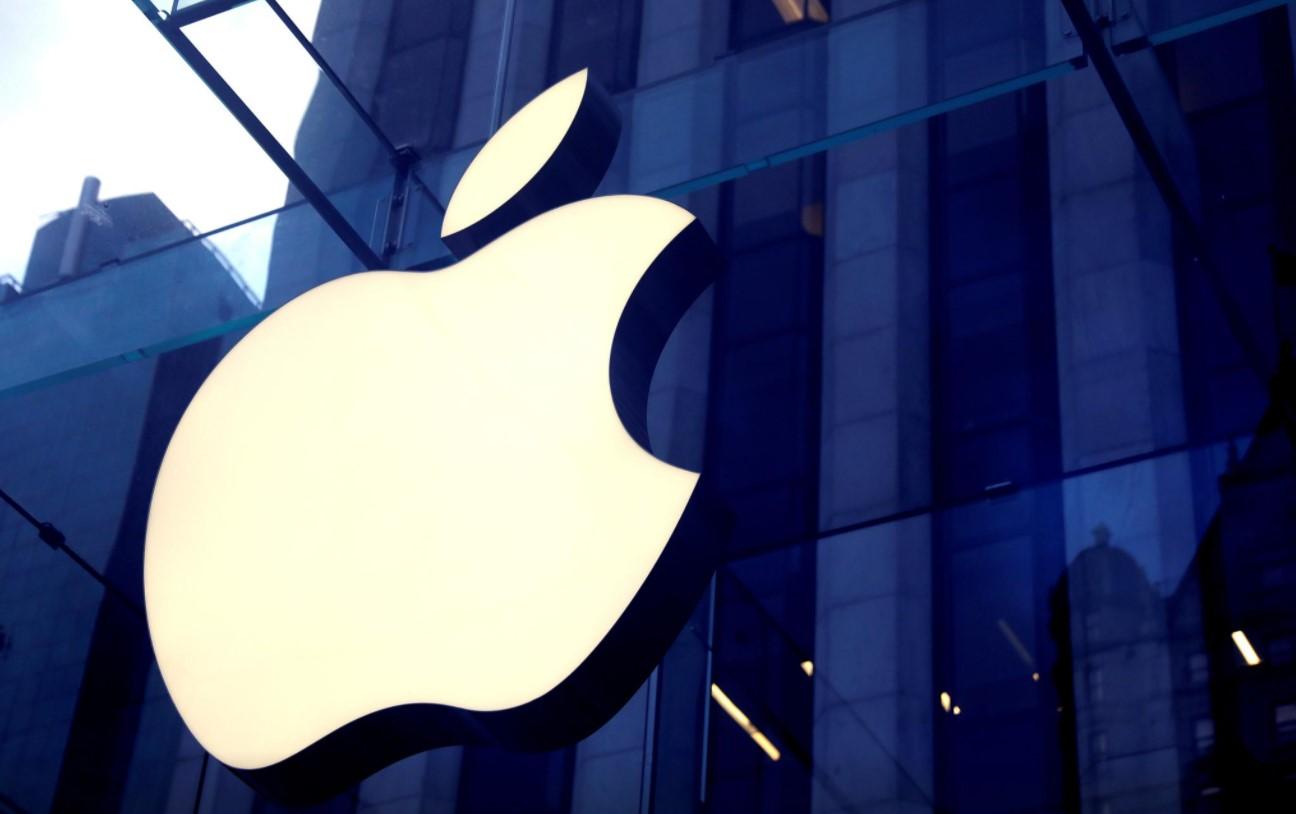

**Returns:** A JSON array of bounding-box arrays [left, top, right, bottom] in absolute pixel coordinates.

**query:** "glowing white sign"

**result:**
[[144, 69, 723, 802]]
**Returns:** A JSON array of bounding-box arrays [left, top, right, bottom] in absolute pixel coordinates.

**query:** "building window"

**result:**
[[1194, 718, 1215, 753], [730, 0, 829, 50], [549, 0, 642, 93]]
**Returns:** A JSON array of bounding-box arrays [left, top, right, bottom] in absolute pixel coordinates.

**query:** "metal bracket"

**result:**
[[379, 146, 420, 266]]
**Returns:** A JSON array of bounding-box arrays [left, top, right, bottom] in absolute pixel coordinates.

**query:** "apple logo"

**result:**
[[144, 68, 726, 804]]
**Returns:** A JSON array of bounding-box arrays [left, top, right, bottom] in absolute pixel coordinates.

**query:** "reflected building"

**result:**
[[0, 179, 256, 812], [2, 1, 1296, 813], [1167, 389, 1296, 810], [1051, 385, 1296, 813], [1052, 526, 1182, 813]]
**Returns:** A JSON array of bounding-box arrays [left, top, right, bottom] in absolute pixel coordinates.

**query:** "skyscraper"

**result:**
[[2, 1, 1294, 811]]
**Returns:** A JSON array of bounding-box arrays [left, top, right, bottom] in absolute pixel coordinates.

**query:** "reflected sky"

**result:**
[[0, 0, 322, 296]]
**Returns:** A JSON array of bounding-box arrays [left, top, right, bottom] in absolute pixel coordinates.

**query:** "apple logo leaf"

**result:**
[[440, 68, 620, 260], [144, 68, 728, 805]]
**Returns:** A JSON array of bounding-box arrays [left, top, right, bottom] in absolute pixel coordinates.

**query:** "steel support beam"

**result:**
[[132, 0, 384, 270], [1058, 0, 1270, 381]]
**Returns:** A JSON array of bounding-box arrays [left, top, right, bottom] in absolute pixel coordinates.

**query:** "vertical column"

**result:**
[[367, 2, 475, 155], [449, 0, 508, 148], [1047, 27, 1190, 473], [636, 0, 728, 468], [498, 0, 559, 122], [569, 4, 730, 811], [569, 683, 652, 814], [623, 0, 727, 197], [1046, 28, 1198, 810], [448, 0, 555, 150], [636, 0, 720, 85], [439, 0, 555, 220], [814, 3, 932, 812]]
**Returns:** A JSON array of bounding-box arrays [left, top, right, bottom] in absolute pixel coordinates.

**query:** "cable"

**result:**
[[1, 484, 221, 809], [0, 486, 145, 621]]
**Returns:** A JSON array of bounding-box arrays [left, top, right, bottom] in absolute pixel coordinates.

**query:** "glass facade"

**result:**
[[1, 0, 1294, 811]]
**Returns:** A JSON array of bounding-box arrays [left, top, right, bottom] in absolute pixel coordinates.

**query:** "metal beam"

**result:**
[[1058, 0, 1270, 382], [169, 0, 258, 28], [259, 0, 446, 221], [261, 1, 394, 159], [145, 12, 384, 269]]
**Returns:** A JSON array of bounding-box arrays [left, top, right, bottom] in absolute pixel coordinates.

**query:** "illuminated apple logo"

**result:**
[[144, 69, 725, 803]]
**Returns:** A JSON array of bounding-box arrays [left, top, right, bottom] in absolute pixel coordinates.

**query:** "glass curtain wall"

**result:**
[[1, 0, 1294, 812]]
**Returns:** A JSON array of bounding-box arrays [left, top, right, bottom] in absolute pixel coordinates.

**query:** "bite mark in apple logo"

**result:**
[[144, 68, 728, 804]]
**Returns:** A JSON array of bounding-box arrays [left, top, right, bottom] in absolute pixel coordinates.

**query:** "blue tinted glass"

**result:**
[[1, 2, 1293, 813]]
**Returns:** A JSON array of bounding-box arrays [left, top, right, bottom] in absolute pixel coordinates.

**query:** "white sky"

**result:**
[[0, 0, 324, 299]]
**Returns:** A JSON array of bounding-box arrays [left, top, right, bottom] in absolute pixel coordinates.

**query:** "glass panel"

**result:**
[[1131, 10, 1287, 443], [423, 0, 1077, 210], [1, 1, 291, 295], [0, 189, 378, 396], [706, 558, 937, 811], [0, 348, 204, 812], [267, 0, 322, 30], [731, 0, 831, 49], [3, 4, 1294, 811], [181, 0, 395, 243], [268, 0, 473, 159], [10, 10, 1282, 472], [715, 428, 1286, 812], [14, 0, 1292, 412], [181, 0, 356, 176], [549, 0, 644, 93], [1122, 0, 1292, 46]]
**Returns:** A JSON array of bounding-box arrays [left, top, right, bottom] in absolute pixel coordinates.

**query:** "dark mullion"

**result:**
[[131, 2, 384, 270]]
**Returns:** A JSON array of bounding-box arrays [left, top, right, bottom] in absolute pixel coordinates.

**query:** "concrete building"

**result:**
[[1, 1, 1295, 812], [0, 180, 257, 811]]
